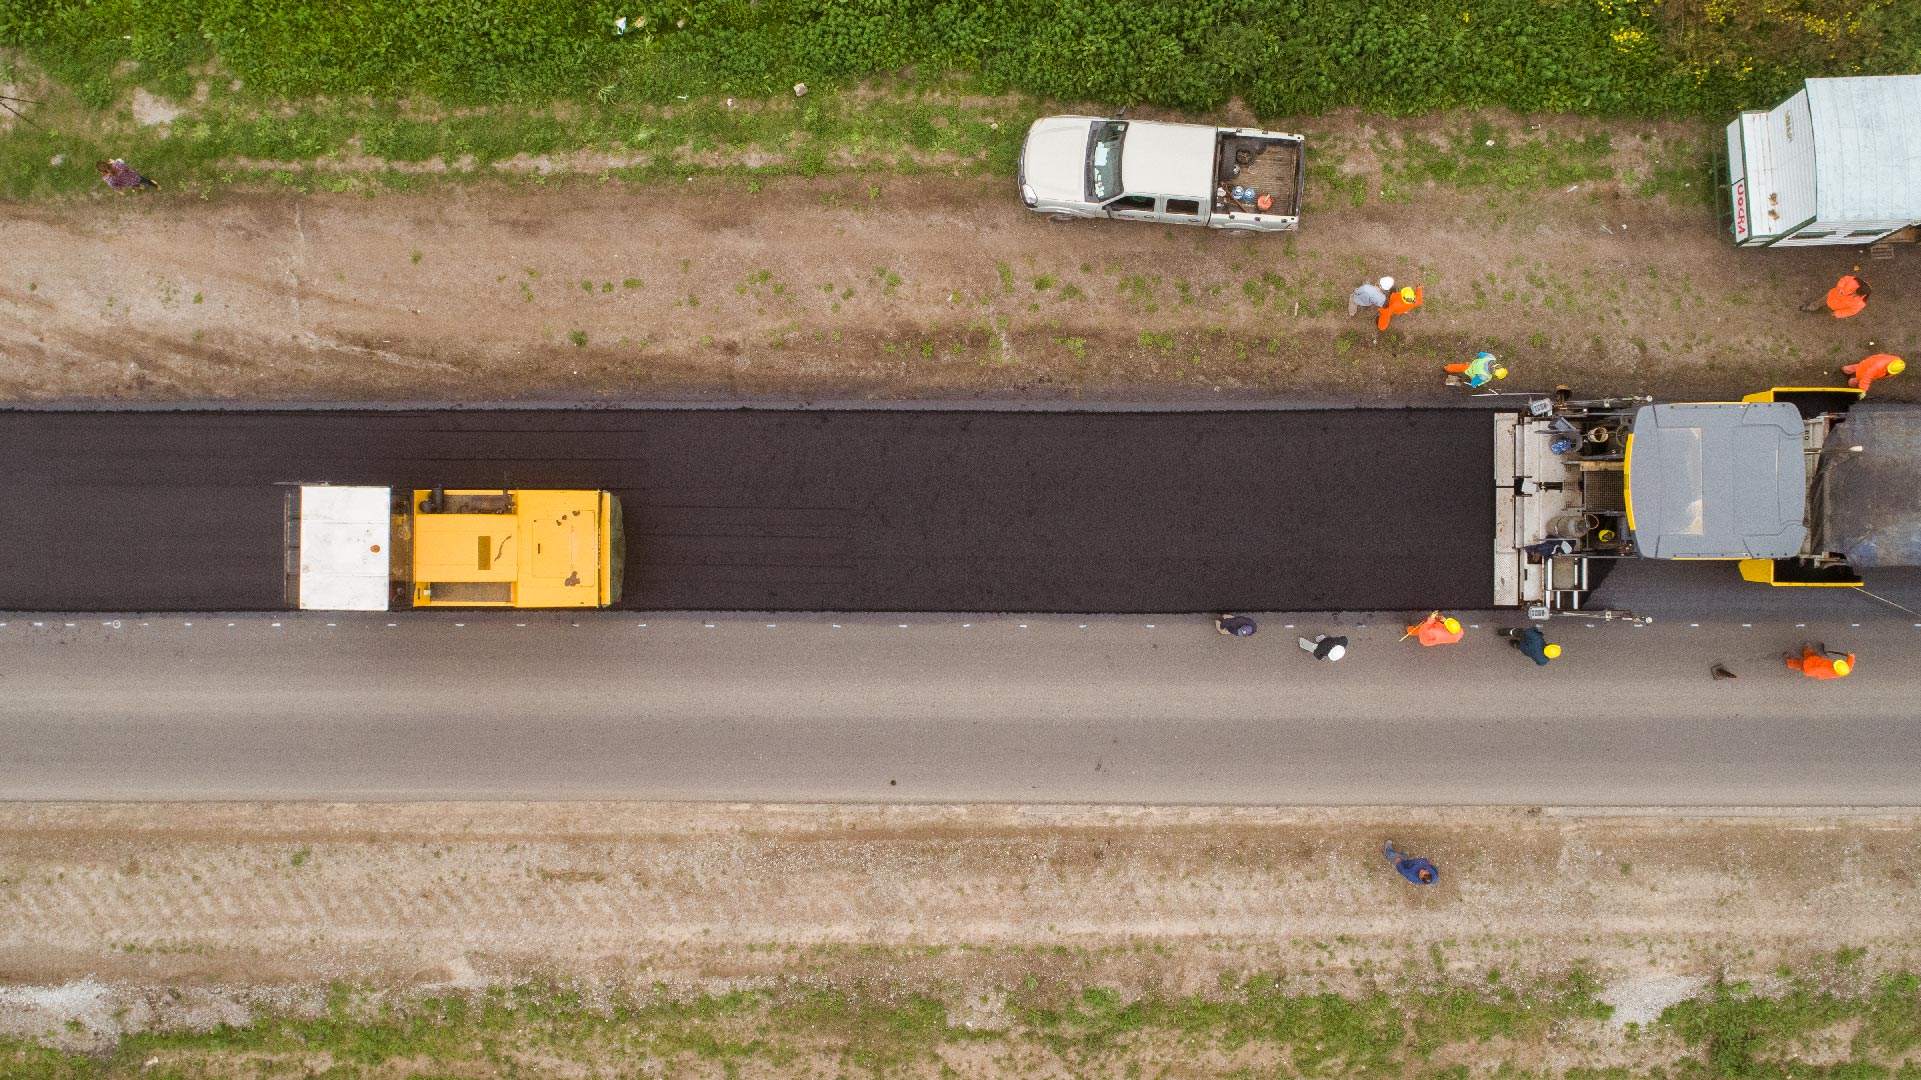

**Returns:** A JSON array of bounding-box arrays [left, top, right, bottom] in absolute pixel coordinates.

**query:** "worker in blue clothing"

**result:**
[[1504, 626, 1562, 665], [1384, 841, 1439, 885]]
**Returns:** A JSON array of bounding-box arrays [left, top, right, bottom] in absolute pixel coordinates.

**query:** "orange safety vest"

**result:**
[[1376, 285, 1424, 330], [1826, 276, 1866, 318], [1409, 615, 1463, 646], [1788, 650, 1854, 679], [1848, 353, 1902, 388]]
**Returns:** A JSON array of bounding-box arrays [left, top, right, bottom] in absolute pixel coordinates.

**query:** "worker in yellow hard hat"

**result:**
[[1786, 645, 1854, 680], [1406, 611, 1464, 646], [1445, 351, 1507, 388], [1844, 353, 1904, 394], [1376, 284, 1424, 331], [1504, 626, 1559, 665]]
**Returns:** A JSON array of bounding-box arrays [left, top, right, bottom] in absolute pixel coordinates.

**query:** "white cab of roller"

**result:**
[[292, 485, 392, 611]]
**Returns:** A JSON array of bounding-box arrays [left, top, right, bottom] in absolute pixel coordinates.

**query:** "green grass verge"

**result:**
[[0, 84, 1034, 198], [2, 969, 1920, 1080], [3, 0, 1919, 118]]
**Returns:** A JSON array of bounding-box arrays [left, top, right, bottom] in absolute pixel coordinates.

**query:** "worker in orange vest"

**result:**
[[1844, 353, 1905, 394], [1822, 272, 1870, 318], [1785, 646, 1854, 679], [1404, 611, 1464, 646], [1376, 285, 1424, 331]]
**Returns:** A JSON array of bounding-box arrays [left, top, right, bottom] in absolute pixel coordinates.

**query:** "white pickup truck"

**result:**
[[1017, 116, 1305, 233]]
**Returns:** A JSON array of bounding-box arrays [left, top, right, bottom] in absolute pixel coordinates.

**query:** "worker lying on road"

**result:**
[[1404, 611, 1463, 646], [1376, 285, 1423, 331], [1786, 645, 1854, 679], [1445, 351, 1506, 388], [1845, 353, 1904, 394]]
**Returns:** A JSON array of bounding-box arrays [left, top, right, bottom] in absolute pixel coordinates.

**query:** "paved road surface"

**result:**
[[3, 612, 1916, 803], [0, 408, 1490, 612]]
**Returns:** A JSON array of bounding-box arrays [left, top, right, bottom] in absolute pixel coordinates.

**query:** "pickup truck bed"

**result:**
[[1213, 133, 1302, 218]]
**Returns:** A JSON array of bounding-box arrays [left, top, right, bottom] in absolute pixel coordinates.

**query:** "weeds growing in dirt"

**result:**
[[7, 968, 1907, 1080]]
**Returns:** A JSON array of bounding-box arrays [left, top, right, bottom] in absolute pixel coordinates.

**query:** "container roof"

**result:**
[[1627, 403, 1806, 559], [1120, 121, 1216, 199], [1807, 75, 1921, 220], [297, 486, 392, 611]]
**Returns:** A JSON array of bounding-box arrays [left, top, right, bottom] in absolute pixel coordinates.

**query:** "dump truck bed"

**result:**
[[1820, 404, 1921, 568]]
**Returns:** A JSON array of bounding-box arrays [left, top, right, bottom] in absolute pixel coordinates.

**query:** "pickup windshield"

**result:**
[[1086, 121, 1126, 202]]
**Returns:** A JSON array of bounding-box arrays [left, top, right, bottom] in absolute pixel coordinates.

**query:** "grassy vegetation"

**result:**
[[0, 0, 1897, 212], [2, 968, 1919, 1080], [3, 0, 1917, 118], [0, 76, 1031, 198]]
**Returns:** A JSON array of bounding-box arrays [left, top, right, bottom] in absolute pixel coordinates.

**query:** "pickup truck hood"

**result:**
[[1021, 116, 1094, 203]]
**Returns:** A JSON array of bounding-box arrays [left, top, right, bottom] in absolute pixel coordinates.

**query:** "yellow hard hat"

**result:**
[[1443, 617, 1461, 633], [1833, 659, 1852, 676], [1890, 359, 1907, 375], [1543, 643, 1562, 659], [1399, 287, 1416, 302], [1493, 367, 1509, 379]]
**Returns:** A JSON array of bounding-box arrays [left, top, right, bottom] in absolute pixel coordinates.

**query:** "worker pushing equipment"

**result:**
[[1376, 285, 1423, 331], [1844, 353, 1904, 394], [1785, 644, 1855, 679], [1444, 352, 1506, 389], [1403, 611, 1464, 646]]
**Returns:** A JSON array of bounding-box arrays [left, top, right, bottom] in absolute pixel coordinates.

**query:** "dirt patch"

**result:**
[[1, 803, 1918, 991], [2, 169, 1915, 404], [3, 804, 1919, 1077]]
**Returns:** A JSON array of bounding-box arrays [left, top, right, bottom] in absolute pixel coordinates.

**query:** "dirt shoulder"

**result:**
[[2, 802, 1917, 988], [4, 166, 1915, 405], [3, 803, 1919, 1077]]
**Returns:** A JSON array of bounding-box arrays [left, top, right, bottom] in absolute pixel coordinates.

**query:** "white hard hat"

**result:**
[[1325, 643, 1347, 662], [1378, 276, 1395, 292]]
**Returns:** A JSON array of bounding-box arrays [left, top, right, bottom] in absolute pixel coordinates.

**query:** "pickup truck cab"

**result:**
[[1018, 116, 1304, 233]]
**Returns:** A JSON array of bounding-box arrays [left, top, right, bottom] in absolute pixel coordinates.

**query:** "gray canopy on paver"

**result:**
[[1627, 403, 1806, 559], [1819, 404, 1921, 568]]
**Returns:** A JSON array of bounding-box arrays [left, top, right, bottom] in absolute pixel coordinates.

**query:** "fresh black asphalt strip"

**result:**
[[0, 409, 1494, 612]]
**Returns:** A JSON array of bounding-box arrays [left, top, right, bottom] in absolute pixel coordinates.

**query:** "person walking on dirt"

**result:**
[[1376, 285, 1424, 331], [1404, 611, 1463, 646], [1384, 840, 1439, 885], [1504, 626, 1560, 666], [1445, 351, 1506, 388], [1298, 634, 1348, 661], [1215, 614, 1258, 637], [1844, 353, 1904, 394], [1803, 270, 1869, 318], [1786, 644, 1854, 679], [96, 158, 158, 192], [1348, 279, 1389, 317]]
